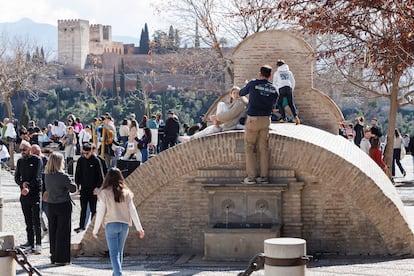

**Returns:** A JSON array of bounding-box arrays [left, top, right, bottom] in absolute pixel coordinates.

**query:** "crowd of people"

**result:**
[[0, 111, 171, 274], [339, 117, 414, 181], [3, 60, 413, 275]]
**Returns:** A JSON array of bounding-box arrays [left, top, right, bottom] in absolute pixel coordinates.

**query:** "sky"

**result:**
[[0, 0, 169, 37]]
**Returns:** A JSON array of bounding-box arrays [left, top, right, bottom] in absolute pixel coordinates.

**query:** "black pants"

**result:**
[[392, 148, 406, 176], [20, 199, 41, 247], [79, 190, 97, 229], [66, 157, 74, 175], [162, 137, 177, 151], [48, 201, 72, 263], [277, 86, 298, 120]]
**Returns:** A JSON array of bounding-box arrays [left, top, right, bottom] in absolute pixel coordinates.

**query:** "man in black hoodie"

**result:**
[[74, 142, 104, 233], [162, 110, 180, 151], [15, 140, 43, 254]]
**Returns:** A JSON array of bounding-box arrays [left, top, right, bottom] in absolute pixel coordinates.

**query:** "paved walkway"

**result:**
[[1, 155, 414, 275]]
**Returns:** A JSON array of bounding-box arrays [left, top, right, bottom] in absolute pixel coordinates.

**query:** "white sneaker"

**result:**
[[33, 245, 42, 254], [242, 177, 256, 184]]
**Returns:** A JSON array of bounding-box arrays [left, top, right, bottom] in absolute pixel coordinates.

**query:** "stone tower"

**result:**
[[58, 19, 90, 69]]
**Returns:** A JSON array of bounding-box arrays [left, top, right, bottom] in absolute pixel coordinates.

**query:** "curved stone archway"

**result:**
[[230, 30, 343, 133], [82, 124, 414, 257]]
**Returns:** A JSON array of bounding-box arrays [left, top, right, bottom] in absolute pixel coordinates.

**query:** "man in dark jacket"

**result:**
[[239, 65, 278, 185], [74, 142, 104, 232], [162, 110, 180, 151], [15, 140, 43, 254]]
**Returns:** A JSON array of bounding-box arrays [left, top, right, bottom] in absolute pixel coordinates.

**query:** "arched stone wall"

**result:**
[[231, 30, 343, 133], [81, 124, 414, 257]]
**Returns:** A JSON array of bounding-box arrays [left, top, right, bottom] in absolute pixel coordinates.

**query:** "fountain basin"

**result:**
[[204, 224, 280, 261]]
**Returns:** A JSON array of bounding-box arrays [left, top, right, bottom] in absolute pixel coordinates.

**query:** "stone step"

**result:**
[[194, 176, 297, 185], [197, 167, 296, 178]]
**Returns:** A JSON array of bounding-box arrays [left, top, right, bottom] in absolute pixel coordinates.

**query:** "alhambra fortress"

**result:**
[[58, 19, 124, 69], [60, 19, 414, 260]]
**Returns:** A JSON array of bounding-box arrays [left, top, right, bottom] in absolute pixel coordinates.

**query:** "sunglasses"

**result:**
[[20, 147, 29, 152]]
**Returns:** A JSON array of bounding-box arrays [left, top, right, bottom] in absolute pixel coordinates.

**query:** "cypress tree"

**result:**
[[120, 58, 126, 99], [195, 20, 200, 48], [20, 101, 31, 128], [139, 23, 150, 54], [112, 66, 118, 101], [168, 25, 174, 51]]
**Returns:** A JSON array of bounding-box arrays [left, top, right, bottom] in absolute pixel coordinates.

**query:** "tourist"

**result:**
[[136, 127, 151, 163], [44, 151, 77, 265], [118, 119, 129, 147], [147, 115, 158, 129], [179, 86, 247, 142], [14, 140, 43, 254], [360, 129, 371, 154], [370, 118, 382, 140], [369, 137, 387, 172], [162, 110, 180, 151], [30, 145, 49, 234], [239, 65, 278, 184], [62, 126, 77, 175], [78, 125, 92, 152], [74, 142, 104, 233], [139, 115, 148, 128], [273, 60, 300, 124], [93, 168, 145, 276], [122, 120, 141, 161], [392, 128, 406, 178], [353, 116, 365, 147]]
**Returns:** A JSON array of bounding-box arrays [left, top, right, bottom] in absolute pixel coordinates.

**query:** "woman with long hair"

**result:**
[[44, 151, 77, 265], [392, 128, 406, 177], [369, 137, 387, 171], [93, 168, 145, 276], [178, 86, 247, 142], [135, 127, 152, 163]]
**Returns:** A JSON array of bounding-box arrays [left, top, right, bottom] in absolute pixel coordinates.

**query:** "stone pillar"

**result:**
[[0, 233, 16, 276], [264, 237, 307, 276]]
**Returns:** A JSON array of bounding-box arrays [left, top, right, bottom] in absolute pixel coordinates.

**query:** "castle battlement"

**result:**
[[58, 19, 89, 27], [58, 18, 120, 69]]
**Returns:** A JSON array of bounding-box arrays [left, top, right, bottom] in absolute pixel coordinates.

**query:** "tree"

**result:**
[[0, 35, 57, 168], [79, 68, 105, 116], [120, 58, 126, 99], [139, 23, 150, 54], [157, 0, 282, 85], [271, 0, 414, 167], [195, 20, 200, 48], [112, 66, 118, 101], [19, 101, 31, 128]]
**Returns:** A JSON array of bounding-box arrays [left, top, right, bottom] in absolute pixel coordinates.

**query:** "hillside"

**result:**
[[0, 18, 140, 58]]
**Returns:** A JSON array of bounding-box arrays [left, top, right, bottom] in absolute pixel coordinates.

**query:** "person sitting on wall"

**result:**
[[178, 86, 247, 142]]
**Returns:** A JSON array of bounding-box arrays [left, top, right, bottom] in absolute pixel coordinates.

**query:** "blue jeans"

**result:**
[[140, 148, 148, 163], [105, 222, 129, 276]]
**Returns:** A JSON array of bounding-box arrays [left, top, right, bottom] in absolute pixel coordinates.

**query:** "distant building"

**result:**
[[58, 19, 124, 69]]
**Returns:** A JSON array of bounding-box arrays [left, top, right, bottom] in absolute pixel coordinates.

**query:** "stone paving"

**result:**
[[1, 155, 414, 275]]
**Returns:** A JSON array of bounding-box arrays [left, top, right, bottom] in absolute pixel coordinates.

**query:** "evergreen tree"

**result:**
[[112, 66, 118, 100], [40, 47, 45, 60], [174, 29, 180, 49], [139, 23, 150, 54], [20, 101, 30, 128], [120, 58, 126, 99], [195, 20, 200, 48], [167, 25, 174, 50]]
